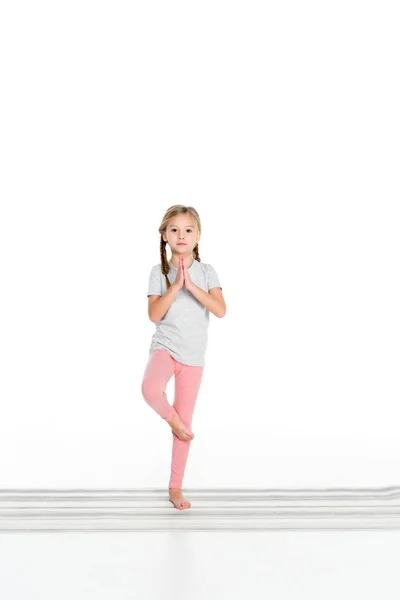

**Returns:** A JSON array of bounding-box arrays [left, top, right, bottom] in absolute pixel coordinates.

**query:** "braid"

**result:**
[[160, 238, 172, 290], [193, 244, 201, 263]]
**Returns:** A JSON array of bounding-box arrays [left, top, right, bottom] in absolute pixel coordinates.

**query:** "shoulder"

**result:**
[[195, 261, 211, 271], [204, 262, 218, 274], [150, 263, 175, 280], [195, 262, 219, 278]]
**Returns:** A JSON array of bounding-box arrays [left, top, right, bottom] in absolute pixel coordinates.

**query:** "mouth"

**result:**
[[177, 243, 187, 246]]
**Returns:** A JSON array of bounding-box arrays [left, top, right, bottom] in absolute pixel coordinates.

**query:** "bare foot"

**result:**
[[166, 409, 195, 441], [169, 488, 191, 510]]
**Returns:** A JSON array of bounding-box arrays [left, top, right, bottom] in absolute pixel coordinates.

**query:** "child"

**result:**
[[141, 205, 226, 510]]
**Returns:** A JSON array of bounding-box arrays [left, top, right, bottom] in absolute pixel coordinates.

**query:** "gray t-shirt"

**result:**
[[147, 260, 222, 367]]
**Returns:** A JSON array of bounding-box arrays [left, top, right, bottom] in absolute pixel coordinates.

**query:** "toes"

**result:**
[[169, 497, 190, 509]]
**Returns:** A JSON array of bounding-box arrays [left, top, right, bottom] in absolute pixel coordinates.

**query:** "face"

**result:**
[[162, 215, 200, 256]]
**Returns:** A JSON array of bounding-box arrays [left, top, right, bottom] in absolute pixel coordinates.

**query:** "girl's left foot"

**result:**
[[169, 488, 191, 510]]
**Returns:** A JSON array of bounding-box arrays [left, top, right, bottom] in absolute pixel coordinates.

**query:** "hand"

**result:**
[[174, 256, 185, 290], [182, 257, 194, 292]]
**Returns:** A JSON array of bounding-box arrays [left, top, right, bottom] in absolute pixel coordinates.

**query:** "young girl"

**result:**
[[141, 205, 226, 511]]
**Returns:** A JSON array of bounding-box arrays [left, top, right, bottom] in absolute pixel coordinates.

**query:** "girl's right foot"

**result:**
[[166, 410, 195, 441]]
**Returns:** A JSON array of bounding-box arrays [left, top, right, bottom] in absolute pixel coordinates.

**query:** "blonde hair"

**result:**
[[158, 205, 202, 290]]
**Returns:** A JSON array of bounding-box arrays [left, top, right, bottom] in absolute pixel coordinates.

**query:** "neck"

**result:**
[[170, 254, 194, 269]]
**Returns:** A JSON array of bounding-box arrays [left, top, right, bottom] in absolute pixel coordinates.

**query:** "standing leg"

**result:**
[[168, 360, 204, 507], [141, 349, 175, 421]]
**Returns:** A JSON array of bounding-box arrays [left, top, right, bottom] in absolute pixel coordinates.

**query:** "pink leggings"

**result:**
[[141, 348, 204, 489]]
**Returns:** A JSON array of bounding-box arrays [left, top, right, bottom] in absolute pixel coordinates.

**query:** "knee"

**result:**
[[141, 379, 159, 403]]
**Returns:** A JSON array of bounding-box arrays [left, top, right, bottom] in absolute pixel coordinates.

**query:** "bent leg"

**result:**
[[141, 349, 175, 421], [169, 362, 204, 489]]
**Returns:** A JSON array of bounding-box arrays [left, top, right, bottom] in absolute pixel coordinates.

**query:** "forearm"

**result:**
[[188, 283, 224, 317], [150, 283, 179, 323]]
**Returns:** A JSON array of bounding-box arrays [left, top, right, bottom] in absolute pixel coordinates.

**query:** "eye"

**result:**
[[172, 229, 192, 232]]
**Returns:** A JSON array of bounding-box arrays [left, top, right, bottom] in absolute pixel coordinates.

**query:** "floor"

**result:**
[[1, 530, 400, 599]]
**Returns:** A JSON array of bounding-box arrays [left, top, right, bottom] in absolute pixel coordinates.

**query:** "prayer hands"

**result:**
[[182, 257, 194, 292], [174, 256, 194, 292]]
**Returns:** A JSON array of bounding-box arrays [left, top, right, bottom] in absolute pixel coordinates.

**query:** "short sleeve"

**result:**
[[207, 264, 222, 292], [147, 265, 162, 297]]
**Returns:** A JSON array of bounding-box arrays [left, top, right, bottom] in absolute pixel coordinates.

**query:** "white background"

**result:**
[[0, 0, 399, 489]]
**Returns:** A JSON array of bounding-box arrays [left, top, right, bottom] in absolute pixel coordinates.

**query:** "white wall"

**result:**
[[1, 1, 399, 489]]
